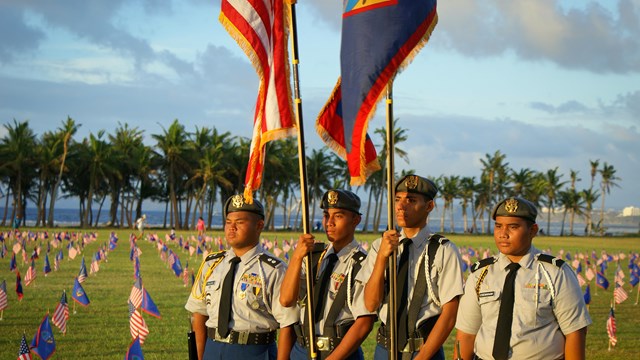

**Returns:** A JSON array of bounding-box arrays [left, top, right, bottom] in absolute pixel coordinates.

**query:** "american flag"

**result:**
[[585, 267, 595, 281], [52, 290, 69, 334], [18, 333, 32, 360], [614, 285, 629, 304], [24, 260, 36, 286], [128, 301, 149, 344], [219, 0, 296, 201], [78, 257, 88, 283], [607, 307, 617, 346], [129, 277, 143, 309], [0, 280, 8, 311], [90, 259, 100, 275]]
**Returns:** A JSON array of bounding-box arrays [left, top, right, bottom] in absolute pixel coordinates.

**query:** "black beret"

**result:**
[[395, 175, 438, 200], [492, 197, 537, 223], [224, 195, 265, 219], [320, 189, 361, 214]]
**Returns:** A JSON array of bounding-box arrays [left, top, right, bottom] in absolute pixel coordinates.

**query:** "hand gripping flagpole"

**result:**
[[288, 2, 318, 359], [386, 83, 398, 360]]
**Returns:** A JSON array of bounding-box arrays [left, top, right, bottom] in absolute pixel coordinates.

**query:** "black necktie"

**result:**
[[218, 256, 241, 338], [314, 253, 339, 322], [396, 239, 413, 349], [492, 262, 521, 360]]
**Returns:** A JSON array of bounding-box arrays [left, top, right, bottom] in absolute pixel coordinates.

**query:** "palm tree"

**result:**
[[152, 120, 193, 229], [598, 162, 620, 234], [589, 159, 600, 190], [306, 148, 335, 226], [480, 150, 508, 233], [558, 189, 585, 236], [34, 131, 60, 226], [48, 117, 79, 227], [582, 188, 599, 236], [458, 177, 476, 233], [509, 168, 535, 197], [439, 175, 460, 233], [542, 167, 566, 235], [109, 123, 145, 227], [84, 131, 118, 227], [0, 119, 37, 222], [373, 119, 409, 229]]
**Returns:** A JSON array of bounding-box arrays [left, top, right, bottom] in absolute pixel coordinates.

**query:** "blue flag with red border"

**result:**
[[316, 0, 438, 185], [125, 336, 144, 360], [583, 284, 591, 304], [31, 314, 56, 359], [141, 287, 161, 319], [596, 271, 609, 290], [72, 277, 90, 306]]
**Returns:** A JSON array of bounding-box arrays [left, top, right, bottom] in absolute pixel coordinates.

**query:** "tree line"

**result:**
[[0, 118, 621, 235]]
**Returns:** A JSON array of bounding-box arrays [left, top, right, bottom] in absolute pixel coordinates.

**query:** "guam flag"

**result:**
[[71, 277, 90, 306], [125, 336, 144, 360], [316, 0, 438, 185], [31, 314, 56, 359]]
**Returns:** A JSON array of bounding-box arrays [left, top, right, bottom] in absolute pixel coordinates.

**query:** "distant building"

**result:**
[[622, 206, 640, 216]]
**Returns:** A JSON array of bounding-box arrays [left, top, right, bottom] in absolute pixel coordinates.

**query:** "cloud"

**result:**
[[530, 100, 589, 114], [437, 0, 640, 73], [0, 6, 45, 63]]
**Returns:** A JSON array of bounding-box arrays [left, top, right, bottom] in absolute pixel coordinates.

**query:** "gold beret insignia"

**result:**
[[405, 175, 418, 190], [232, 194, 244, 208], [327, 190, 339, 205], [504, 198, 519, 214]]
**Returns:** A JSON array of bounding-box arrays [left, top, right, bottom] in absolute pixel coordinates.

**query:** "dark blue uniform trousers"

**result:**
[[203, 338, 277, 360], [374, 344, 444, 360], [289, 342, 364, 360]]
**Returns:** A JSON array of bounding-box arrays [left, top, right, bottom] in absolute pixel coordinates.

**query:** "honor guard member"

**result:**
[[280, 189, 375, 360], [357, 175, 464, 360], [455, 197, 591, 360], [185, 195, 297, 360]]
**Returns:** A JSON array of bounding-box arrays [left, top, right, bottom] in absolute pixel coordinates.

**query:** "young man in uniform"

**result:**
[[455, 197, 591, 360], [357, 175, 464, 359], [185, 195, 297, 360], [280, 189, 375, 360]]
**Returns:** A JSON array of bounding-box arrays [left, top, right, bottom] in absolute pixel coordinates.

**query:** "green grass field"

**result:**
[[0, 228, 638, 359]]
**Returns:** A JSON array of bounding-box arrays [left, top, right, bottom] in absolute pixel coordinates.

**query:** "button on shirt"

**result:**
[[298, 240, 374, 333], [455, 246, 592, 360], [355, 226, 464, 326], [185, 245, 298, 332]]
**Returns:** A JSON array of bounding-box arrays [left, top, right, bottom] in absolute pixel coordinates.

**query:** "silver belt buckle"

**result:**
[[401, 338, 424, 353], [214, 330, 232, 343], [237, 331, 250, 345], [316, 337, 331, 351]]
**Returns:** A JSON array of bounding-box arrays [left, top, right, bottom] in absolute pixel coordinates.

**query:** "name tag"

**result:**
[[479, 291, 495, 298]]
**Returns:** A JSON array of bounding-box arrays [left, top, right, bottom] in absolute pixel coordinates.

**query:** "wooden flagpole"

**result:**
[[288, 2, 318, 358], [386, 83, 398, 360], [635, 283, 639, 305]]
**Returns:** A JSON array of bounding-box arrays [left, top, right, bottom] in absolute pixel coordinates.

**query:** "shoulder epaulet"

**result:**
[[537, 254, 565, 268], [205, 251, 225, 262], [471, 257, 495, 273], [351, 250, 366, 265], [259, 253, 282, 268], [429, 233, 449, 245]]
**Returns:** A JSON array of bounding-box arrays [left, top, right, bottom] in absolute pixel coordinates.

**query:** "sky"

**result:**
[[0, 0, 638, 211]]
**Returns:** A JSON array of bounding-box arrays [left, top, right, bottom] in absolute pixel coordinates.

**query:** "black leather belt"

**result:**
[[207, 327, 276, 345], [376, 315, 440, 353], [294, 322, 353, 352]]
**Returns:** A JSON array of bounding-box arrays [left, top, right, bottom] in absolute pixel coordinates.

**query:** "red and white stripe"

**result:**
[[129, 307, 150, 344], [0, 289, 7, 311], [52, 302, 69, 334], [24, 265, 36, 286], [607, 313, 617, 346], [614, 286, 629, 304], [220, 0, 295, 200]]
